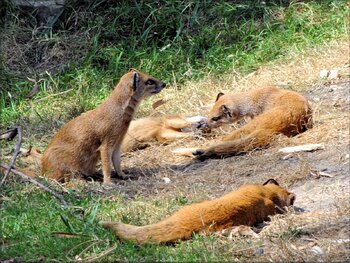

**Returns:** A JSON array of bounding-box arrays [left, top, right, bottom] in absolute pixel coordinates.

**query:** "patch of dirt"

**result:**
[[89, 80, 349, 204], [79, 79, 349, 261]]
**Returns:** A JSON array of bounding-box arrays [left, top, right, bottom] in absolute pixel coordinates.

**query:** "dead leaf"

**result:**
[[221, 225, 259, 240], [51, 232, 83, 238], [318, 171, 334, 178], [26, 85, 40, 99], [26, 77, 36, 83]]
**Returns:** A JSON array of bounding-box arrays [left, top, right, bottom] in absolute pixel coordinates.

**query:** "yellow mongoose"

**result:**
[[192, 86, 312, 159], [101, 179, 295, 244], [121, 115, 208, 152], [41, 69, 166, 184], [13, 116, 207, 178]]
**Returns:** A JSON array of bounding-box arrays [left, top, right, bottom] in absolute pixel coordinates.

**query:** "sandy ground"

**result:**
[[87, 79, 349, 261], [89, 80, 349, 204]]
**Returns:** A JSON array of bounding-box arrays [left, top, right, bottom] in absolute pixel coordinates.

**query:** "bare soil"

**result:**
[[87, 80, 349, 204], [82, 79, 349, 261]]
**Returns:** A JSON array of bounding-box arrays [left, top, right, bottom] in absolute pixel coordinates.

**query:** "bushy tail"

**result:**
[[194, 129, 275, 159], [101, 218, 194, 244]]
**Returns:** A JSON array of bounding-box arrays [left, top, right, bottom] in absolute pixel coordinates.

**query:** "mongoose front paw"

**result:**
[[192, 149, 205, 156], [118, 172, 132, 180], [197, 120, 211, 131], [193, 149, 210, 161], [193, 149, 216, 160]]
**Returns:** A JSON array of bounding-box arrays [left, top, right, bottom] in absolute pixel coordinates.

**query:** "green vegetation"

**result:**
[[0, 0, 348, 130], [1, 183, 235, 262], [0, 0, 349, 261]]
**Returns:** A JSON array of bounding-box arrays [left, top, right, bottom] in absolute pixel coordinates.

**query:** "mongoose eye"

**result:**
[[211, 116, 221, 122], [146, 79, 155, 85]]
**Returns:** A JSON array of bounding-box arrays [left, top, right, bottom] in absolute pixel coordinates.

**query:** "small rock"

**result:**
[[162, 177, 171, 184], [281, 153, 293, 160], [310, 245, 324, 255], [328, 69, 339, 80], [320, 69, 329, 78], [253, 248, 264, 256], [333, 239, 350, 244]]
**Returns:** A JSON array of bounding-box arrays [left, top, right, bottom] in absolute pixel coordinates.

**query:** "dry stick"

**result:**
[[35, 88, 73, 102], [0, 126, 22, 186], [0, 164, 68, 209], [81, 245, 118, 263]]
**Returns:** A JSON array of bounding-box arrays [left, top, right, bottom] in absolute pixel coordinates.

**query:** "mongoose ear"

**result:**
[[263, 178, 279, 186], [215, 92, 225, 102], [132, 71, 140, 91], [129, 68, 138, 72]]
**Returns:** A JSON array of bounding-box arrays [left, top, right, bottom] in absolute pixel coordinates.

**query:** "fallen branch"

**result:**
[[278, 144, 324, 154], [0, 126, 22, 186], [35, 88, 73, 102], [0, 164, 68, 209]]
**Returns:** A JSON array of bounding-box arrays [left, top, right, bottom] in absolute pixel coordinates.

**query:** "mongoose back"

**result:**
[[41, 69, 166, 184], [121, 115, 208, 152], [101, 179, 295, 244], [193, 86, 312, 159]]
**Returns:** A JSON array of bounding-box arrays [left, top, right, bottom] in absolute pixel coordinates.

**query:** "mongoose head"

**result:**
[[208, 92, 241, 128], [263, 179, 296, 213], [127, 68, 166, 100]]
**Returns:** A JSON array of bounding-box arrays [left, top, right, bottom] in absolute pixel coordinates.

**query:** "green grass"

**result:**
[[0, 1, 348, 130], [0, 0, 349, 261], [0, 182, 236, 262]]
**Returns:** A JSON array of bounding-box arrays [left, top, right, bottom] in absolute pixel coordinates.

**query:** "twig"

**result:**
[[79, 244, 118, 263], [0, 126, 22, 186], [0, 164, 68, 209], [35, 88, 73, 102]]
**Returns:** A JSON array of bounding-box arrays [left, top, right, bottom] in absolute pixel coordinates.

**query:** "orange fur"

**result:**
[[41, 69, 166, 184], [194, 86, 312, 159], [16, 147, 42, 177], [101, 179, 295, 244], [121, 115, 208, 152]]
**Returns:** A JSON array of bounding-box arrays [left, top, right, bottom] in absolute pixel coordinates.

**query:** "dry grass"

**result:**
[[141, 38, 349, 118], [100, 40, 349, 261]]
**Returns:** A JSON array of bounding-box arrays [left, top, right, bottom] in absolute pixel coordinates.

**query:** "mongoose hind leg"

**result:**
[[157, 129, 194, 142]]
